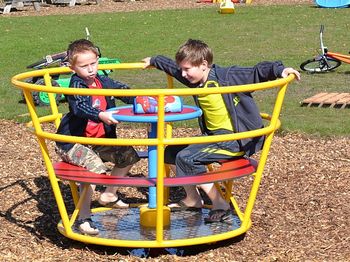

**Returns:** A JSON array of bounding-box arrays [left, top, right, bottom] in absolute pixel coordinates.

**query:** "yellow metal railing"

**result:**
[[12, 63, 294, 248]]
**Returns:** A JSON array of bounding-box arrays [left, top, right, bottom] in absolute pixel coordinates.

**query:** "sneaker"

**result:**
[[75, 218, 99, 235], [98, 198, 129, 208], [204, 209, 231, 224]]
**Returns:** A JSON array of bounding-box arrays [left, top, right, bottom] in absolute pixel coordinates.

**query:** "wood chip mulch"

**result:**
[[1, 1, 348, 261], [0, 119, 349, 261]]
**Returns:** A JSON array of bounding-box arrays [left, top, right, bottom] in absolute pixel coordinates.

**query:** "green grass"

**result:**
[[2, 4, 350, 136]]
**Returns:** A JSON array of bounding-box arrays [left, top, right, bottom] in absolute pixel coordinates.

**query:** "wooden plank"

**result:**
[[322, 93, 348, 104], [324, 93, 350, 108], [319, 92, 345, 107], [336, 94, 350, 108], [301, 93, 350, 108], [301, 92, 329, 104], [336, 94, 350, 104], [313, 93, 339, 104]]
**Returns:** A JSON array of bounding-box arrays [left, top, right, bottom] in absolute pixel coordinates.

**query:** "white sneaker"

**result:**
[[76, 218, 99, 235]]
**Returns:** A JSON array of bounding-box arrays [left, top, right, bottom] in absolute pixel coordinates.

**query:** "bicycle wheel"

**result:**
[[32, 79, 62, 106], [26, 51, 67, 69], [300, 57, 341, 73]]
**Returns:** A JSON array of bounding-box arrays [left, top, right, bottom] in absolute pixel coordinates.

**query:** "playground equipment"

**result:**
[[198, 0, 252, 4], [1, 0, 40, 14], [219, 0, 235, 14], [49, 0, 100, 7], [314, 0, 350, 8], [300, 25, 350, 73], [12, 63, 295, 248]]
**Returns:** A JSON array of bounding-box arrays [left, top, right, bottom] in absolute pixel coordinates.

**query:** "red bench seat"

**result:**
[[53, 158, 256, 187]]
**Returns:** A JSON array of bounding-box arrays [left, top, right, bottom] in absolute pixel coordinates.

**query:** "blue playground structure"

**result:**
[[315, 0, 350, 8]]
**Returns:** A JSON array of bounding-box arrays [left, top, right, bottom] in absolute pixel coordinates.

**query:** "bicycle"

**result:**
[[22, 28, 121, 106], [300, 25, 350, 73]]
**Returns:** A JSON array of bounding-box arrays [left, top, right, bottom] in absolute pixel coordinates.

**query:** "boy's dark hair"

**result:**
[[175, 39, 213, 66], [67, 39, 99, 65]]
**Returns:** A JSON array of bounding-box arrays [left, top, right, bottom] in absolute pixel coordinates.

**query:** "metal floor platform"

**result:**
[[74, 208, 241, 240]]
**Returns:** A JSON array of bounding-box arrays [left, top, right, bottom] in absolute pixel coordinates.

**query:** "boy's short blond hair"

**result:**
[[175, 39, 213, 67], [67, 39, 99, 65]]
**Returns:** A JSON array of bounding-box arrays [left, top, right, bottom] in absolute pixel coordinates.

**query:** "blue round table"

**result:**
[[109, 105, 202, 208]]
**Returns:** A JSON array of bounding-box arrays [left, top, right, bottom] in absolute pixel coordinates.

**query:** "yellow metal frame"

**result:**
[[12, 63, 294, 248]]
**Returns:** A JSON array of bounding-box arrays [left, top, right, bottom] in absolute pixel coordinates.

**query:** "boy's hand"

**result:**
[[142, 57, 151, 69], [99, 110, 119, 125], [281, 67, 301, 81]]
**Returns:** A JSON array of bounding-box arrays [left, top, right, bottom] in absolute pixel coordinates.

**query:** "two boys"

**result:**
[[56, 38, 300, 234]]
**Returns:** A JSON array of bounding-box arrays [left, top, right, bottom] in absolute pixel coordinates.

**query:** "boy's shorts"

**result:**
[[56, 144, 140, 174]]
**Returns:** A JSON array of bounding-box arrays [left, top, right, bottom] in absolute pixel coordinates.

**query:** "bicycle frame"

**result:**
[[320, 25, 350, 64], [300, 25, 350, 73], [327, 51, 350, 64]]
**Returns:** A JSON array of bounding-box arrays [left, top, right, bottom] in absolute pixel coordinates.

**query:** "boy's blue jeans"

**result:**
[[164, 139, 244, 177]]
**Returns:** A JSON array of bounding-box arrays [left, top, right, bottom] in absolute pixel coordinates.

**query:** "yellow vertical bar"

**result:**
[[166, 74, 174, 137], [166, 74, 173, 89], [22, 90, 42, 134], [68, 185, 90, 226], [164, 74, 174, 203], [269, 83, 289, 128], [224, 180, 233, 201], [37, 136, 73, 233], [156, 94, 165, 243], [69, 181, 80, 207], [241, 83, 288, 228], [43, 72, 60, 128], [23, 85, 72, 234]]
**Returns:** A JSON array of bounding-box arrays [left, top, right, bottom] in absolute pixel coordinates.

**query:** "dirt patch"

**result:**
[[2, 0, 314, 17], [0, 119, 349, 261]]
